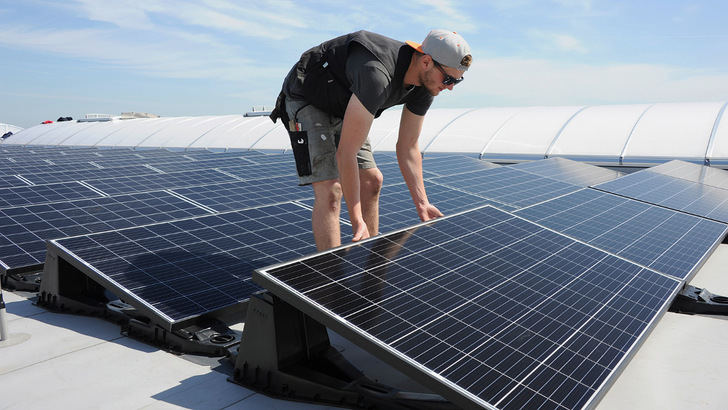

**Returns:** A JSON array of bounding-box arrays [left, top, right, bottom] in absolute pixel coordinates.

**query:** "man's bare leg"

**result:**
[[311, 179, 343, 251], [359, 167, 384, 237]]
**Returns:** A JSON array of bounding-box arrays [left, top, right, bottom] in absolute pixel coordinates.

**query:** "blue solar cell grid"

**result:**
[[170, 176, 310, 212], [510, 157, 622, 187], [647, 160, 728, 190], [255, 206, 682, 410], [0, 182, 102, 209], [515, 189, 728, 280], [50, 202, 318, 328], [0, 191, 214, 274], [431, 166, 582, 209], [593, 169, 728, 224]]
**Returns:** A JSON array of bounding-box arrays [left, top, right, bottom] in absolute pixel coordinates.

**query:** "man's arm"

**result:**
[[336, 93, 375, 242], [396, 106, 443, 222]]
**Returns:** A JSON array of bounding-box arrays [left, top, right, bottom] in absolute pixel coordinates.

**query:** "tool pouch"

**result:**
[[289, 131, 312, 177]]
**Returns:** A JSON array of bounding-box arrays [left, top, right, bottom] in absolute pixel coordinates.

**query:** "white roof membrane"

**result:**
[[3, 101, 727, 166], [481, 105, 585, 161], [622, 102, 725, 164], [548, 104, 651, 163], [424, 106, 526, 155]]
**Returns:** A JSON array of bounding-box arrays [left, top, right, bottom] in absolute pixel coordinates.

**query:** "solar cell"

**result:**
[[593, 168, 728, 224], [43, 202, 318, 329], [514, 189, 728, 280], [254, 205, 682, 410], [430, 166, 582, 209]]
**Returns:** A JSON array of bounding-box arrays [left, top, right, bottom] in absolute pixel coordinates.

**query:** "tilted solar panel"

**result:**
[[42, 202, 319, 330], [168, 175, 311, 212], [509, 157, 622, 187], [0, 181, 103, 209], [0, 191, 214, 276], [422, 155, 500, 177], [79, 168, 243, 196], [593, 168, 728, 224], [514, 189, 728, 280], [646, 159, 728, 189], [430, 166, 582, 209], [253, 205, 682, 410]]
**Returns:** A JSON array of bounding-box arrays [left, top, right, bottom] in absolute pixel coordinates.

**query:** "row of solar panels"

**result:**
[[2, 147, 726, 304], [3, 145, 728, 409], [26, 154, 727, 327], [0, 146, 290, 188]]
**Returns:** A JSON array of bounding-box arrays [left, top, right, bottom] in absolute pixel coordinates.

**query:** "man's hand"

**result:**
[[417, 203, 444, 222]]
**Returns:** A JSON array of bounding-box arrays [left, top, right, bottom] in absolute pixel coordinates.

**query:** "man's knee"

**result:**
[[360, 168, 383, 197], [313, 180, 343, 211]]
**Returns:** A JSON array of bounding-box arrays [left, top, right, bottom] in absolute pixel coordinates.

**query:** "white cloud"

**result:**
[[0, 26, 257, 81], [528, 30, 589, 54], [71, 0, 154, 30]]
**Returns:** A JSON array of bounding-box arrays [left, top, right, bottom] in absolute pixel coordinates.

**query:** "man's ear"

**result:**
[[421, 53, 433, 69]]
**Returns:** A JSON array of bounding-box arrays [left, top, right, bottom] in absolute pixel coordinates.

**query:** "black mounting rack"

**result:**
[[669, 285, 728, 315], [2, 272, 42, 292], [229, 292, 457, 410]]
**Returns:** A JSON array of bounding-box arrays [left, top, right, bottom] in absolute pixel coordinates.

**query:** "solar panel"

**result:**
[[42, 202, 318, 330], [422, 155, 500, 177], [430, 166, 582, 209], [647, 159, 728, 190], [0, 147, 261, 181], [253, 205, 682, 410], [3, 165, 161, 188], [509, 157, 622, 187], [0, 191, 214, 276], [514, 189, 728, 280], [593, 168, 728, 224], [78, 168, 242, 196], [0, 181, 103, 209], [169, 175, 311, 212]]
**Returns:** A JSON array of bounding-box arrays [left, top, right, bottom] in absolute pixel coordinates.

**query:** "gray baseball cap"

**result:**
[[406, 29, 472, 71]]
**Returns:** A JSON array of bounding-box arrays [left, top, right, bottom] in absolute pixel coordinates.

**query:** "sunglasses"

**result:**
[[433, 60, 464, 86]]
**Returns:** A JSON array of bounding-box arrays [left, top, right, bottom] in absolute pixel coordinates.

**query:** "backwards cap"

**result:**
[[406, 29, 472, 71]]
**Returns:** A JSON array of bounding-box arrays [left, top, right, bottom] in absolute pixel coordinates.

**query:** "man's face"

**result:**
[[421, 57, 465, 96]]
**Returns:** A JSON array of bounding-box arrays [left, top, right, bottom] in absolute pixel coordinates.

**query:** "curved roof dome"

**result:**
[[4, 101, 727, 167]]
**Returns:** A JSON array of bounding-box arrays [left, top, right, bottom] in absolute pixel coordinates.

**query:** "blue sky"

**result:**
[[1, 0, 727, 129]]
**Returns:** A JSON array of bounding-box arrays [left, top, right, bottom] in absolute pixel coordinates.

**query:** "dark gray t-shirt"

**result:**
[[283, 40, 433, 118], [345, 42, 433, 117]]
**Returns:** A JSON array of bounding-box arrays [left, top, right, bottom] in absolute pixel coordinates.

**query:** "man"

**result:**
[[271, 29, 472, 251]]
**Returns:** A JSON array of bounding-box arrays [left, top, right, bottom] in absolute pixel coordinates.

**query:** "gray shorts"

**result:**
[[285, 98, 376, 186]]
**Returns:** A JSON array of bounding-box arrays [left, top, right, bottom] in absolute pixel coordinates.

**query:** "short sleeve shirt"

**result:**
[[345, 42, 433, 117]]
